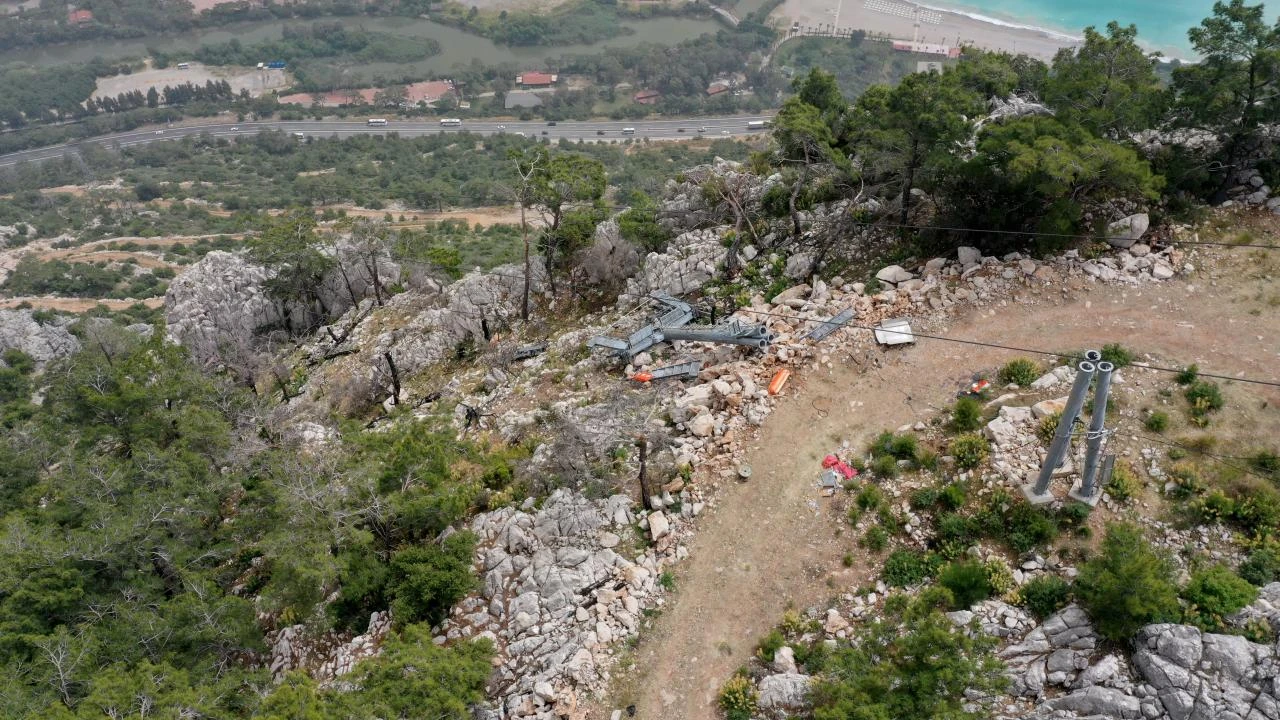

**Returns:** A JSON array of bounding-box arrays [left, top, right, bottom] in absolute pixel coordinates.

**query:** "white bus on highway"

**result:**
[[440, 118, 462, 127], [367, 118, 388, 126], [747, 120, 769, 130], [621, 127, 635, 135]]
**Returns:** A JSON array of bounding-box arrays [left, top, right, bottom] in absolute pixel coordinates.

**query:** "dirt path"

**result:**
[[601, 244, 1280, 720]]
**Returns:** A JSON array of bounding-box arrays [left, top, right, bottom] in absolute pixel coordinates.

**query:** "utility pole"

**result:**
[[1070, 360, 1115, 506], [1023, 350, 1100, 504], [636, 435, 652, 511]]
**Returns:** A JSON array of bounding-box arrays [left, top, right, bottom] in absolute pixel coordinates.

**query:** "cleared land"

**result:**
[[595, 218, 1280, 720], [92, 62, 290, 100]]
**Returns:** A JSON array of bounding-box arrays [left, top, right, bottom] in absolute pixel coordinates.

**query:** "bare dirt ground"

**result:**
[[0, 297, 164, 311], [594, 224, 1280, 720], [93, 62, 290, 101]]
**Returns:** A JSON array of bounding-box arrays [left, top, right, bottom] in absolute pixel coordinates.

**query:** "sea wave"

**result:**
[[913, 1, 1084, 43]]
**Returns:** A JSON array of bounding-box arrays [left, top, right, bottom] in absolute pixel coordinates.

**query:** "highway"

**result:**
[[0, 115, 775, 168]]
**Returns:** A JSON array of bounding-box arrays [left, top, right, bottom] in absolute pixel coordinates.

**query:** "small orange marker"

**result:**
[[768, 369, 791, 395], [631, 372, 653, 383]]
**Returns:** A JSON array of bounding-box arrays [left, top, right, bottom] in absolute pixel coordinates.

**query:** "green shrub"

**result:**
[[1185, 381, 1224, 425], [1106, 462, 1141, 503], [916, 449, 940, 471], [1240, 545, 1280, 587], [1144, 411, 1169, 433], [1003, 502, 1059, 553], [718, 675, 758, 720], [950, 434, 989, 470], [871, 454, 898, 478], [1176, 364, 1199, 385], [939, 560, 993, 609], [862, 525, 890, 552], [870, 431, 919, 461], [1019, 575, 1071, 618], [937, 513, 978, 545], [1100, 343, 1134, 368], [857, 484, 886, 511], [910, 487, 940, 510], [883, 550, 934, 587], [951, 397, 983, 432], [755, 629, 785, 662], [1181, 565, 1258, 631], [998, 358, 1040, 386], [939, 483, 967, 511], [984, 558, 1016, 597], [1076, 523, 1179, 642], [1037, 412, 1062, 443], [808, 597, 1005, 720], [388, 532, 479, 626], [1251, 450, 1280, 480]]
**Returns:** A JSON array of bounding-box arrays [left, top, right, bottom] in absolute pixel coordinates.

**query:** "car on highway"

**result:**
[[497, 124, 506, 131], [721, 130, 730, 135], [678, 128, 686, 132], [154, 130, 164, 135], [294, 132, 305, 139], [231, 126, 239, 131], [547, 121, 557, 126], [596, 130, 606, 135], [698, 126, 707, 133], [515, 132, 526, 137]]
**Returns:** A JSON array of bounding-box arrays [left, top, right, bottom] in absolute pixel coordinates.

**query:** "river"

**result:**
[[0, 13, 728, 73]]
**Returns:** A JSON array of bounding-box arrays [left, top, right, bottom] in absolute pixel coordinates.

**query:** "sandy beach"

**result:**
[[778, 0, 1080, 60]]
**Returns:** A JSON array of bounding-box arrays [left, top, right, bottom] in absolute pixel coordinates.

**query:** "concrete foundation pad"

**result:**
[[1067, 480, 1102, 507], [1021, 481, 1056, 505]]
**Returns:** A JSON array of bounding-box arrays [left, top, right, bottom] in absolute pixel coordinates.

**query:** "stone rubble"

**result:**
[[435, 489, 690, 720]]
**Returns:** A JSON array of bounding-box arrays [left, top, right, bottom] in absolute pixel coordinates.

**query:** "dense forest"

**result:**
[[0, 132, 753, 214]]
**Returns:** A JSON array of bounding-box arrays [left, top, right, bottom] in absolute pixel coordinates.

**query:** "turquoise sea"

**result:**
[[921, 0, 1264, 58]]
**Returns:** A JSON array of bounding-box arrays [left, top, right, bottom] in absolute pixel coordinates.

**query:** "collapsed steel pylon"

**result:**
[[589, 292, 773, 361]]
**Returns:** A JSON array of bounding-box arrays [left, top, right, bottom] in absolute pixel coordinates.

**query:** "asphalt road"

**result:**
[[0, 115, 774, 168]]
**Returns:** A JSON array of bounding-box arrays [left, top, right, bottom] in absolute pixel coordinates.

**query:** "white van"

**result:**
[[621, 127, 635, 135]]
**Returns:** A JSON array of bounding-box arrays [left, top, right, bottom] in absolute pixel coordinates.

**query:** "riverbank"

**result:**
[[779, 0, 1081, 60]]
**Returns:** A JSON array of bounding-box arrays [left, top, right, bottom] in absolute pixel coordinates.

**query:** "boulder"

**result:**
[[647, 511, 670, 540], [0, 309, 79, 368], [1106, 213, 1149, 248], [1032, 397, 1069, 419], [1046, 686, 1141, 718], [772, 646, 798, 674], [984, 417, 1021, 449], [688, 412, 715, 437], [757, 673, 811, 718], [958, 246, 982, 265], [875, 265, 915, 285], [784, 253, 813, 280]]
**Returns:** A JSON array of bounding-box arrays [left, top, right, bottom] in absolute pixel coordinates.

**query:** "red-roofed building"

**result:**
[[706, 82, 730, 96], [67, 8, 94, 24], [516, 72, 558, 88], [633, 89, 661, 105]]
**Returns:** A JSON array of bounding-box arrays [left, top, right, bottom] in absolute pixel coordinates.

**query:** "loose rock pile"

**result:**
[[436, 489, 690, 720], [266, 611, 393, 682]]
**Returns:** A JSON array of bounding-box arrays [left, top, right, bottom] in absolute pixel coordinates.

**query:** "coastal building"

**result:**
[[505, 91, 544, 110], [892, 41, 961, 58], [516, 72, 558, 89]]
